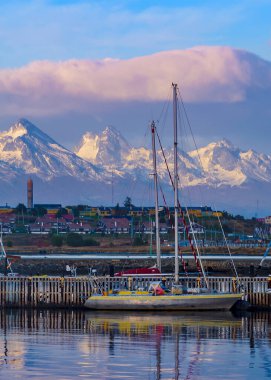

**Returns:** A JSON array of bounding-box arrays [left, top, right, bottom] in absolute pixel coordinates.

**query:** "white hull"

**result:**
[[84, 293, 243, 311]]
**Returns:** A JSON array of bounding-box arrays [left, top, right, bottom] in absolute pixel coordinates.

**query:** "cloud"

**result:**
[[0, 46, 270, 117]]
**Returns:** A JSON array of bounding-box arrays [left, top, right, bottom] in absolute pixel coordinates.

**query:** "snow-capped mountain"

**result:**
[[75, 127, 271, 188], [0, 119, 102, 181], [189, 139, 271, 186], [75, 127, 204, 185], [1, 119, 271, 212], [74, 126, 131, 166]]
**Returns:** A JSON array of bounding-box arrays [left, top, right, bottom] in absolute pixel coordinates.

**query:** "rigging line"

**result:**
[[178, 100, 220, 259], [156, 88, 171, 152], [155, 128, 202, 277], [185, 206, 208, 288], [119, 121, 151, 205], [158, 178, 189, 276], [177, 86, 240, 281], [177, 86, 203, 167], [215, 205, 240, 282], [157, 86, 172, 124]]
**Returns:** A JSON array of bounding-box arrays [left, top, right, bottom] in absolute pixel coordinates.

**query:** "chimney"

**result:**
[[27, 178, 33, 209]]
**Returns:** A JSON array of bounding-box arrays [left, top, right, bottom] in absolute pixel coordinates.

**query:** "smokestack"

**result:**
[[27, 178, 33, 209]]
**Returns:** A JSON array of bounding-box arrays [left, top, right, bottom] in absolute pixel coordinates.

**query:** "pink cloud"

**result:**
[[0, 46, 270, 116]]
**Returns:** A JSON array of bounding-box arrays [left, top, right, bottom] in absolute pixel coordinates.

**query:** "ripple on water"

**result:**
[[0, 310, 271, 379]]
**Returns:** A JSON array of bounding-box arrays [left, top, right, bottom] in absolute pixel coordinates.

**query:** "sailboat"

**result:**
[[84, 83, 243, 311]]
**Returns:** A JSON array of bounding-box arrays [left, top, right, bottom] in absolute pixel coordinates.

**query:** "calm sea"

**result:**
[[0, 309, 270, 379]]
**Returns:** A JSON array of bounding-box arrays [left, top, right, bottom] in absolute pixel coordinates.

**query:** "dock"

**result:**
[[0, 276, 271, 309]]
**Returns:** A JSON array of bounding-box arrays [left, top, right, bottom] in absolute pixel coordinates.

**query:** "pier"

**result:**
[[0, 276, 271, 309]]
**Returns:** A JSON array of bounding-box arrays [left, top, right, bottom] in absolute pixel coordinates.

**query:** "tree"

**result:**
[[56, 208, 68, 218], [124, 197, 133, 209], [132, 236, 146, 246], [32, 207, 47, 217], [72, 207, 80, 218], [15, 203, 27, 214], [51, 234, 63, 247], [66, 233, 83, 247]]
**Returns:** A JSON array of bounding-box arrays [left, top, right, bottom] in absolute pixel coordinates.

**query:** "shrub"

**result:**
[[133, 236, 145, 246], [84, 237, 100, 246], [6, 240, 13, 248], [66, 233, 83, 247], [51, 235, 63, 247]]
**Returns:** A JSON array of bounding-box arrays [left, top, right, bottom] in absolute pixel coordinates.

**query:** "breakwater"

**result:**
[[0, 276, 271, 309]]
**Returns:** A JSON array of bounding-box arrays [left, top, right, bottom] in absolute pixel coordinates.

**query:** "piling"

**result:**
[[0, 276, 271, 309]]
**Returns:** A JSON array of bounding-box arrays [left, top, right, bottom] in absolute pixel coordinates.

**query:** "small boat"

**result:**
[[84, 83, 243, 311]]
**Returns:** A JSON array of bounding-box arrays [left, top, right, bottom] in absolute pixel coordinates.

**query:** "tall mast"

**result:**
[[173, 83, 179, 284], [151, 121, 161, 271]]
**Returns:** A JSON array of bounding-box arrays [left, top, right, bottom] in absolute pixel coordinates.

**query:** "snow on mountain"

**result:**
[[189, 139, 271, 186], [75, 127, 271, 189], [75, 126, 205, 185], [75, 126, 131, 166], [1, 119, 271, 211], [0, 119, 102, 180], [189, 139, 247, 186], [239, 149, 271, 183]]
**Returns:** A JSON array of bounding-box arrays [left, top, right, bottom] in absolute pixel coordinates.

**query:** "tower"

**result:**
[[27, 178, 33, 209]]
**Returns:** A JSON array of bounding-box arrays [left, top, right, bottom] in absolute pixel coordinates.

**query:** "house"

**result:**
[[98, 207, 112, 217], [0, 205, 13, 214], [79, 207, 99, 218], [0, 223, 12, 234], [29, 223, 52, 234], [128, 207, 144, 217], [98, 218, 130, 234], [68, 223, 92, 234], [188, 223, 205, 234]]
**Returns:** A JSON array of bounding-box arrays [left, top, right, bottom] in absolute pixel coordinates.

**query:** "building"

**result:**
[[34, 204, 62, 215], [27, 178, 33, 209], [98, 217, 130, 234]]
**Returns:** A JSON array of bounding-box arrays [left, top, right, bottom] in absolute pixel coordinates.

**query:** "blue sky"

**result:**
[[0, 0, 270, 67]]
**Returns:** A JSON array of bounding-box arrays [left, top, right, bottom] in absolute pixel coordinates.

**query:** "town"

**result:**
[[0, 194, 270, 250]]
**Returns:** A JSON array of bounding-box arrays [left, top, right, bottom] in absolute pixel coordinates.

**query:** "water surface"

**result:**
[[0, 309, 270, 379]]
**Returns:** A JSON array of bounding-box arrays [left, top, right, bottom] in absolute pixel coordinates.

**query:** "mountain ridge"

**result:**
[[0, 119, 270, 214]]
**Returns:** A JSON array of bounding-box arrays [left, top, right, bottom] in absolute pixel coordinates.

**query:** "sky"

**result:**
[[0, 0, 271, 152]]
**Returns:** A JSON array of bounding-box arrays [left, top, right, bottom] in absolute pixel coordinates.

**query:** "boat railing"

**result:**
[[99, 275, 269, 294], [0, 276, 270, 308]]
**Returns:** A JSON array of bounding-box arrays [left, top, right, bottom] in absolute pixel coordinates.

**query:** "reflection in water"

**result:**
[[0, 309, 271, 379]]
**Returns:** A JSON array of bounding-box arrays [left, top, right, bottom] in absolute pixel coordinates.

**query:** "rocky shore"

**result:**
[[2, 254, 270, 277]]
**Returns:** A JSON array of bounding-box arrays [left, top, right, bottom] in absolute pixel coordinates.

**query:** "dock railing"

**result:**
[[0, 276, 270, 308]]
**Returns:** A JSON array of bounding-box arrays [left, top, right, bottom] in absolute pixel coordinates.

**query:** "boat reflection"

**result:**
[[85, 311, 242, 336], [85, 312, 242, 379], [0, 310, 271, 379]]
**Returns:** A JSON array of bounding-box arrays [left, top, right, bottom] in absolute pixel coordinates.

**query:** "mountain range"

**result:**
[[0, 119, 270, 215]]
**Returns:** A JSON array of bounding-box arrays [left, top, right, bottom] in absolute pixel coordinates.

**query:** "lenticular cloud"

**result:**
[[0, 46, 270, 116]]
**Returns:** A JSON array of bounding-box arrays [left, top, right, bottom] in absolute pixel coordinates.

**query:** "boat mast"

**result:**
[[173, 83, 179, 284], [151, 121, 161, 271]]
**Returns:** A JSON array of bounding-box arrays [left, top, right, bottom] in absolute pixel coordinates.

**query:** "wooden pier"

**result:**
[[0, 276, 271, 309]]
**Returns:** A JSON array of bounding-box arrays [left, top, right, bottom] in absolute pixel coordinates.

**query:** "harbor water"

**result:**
[[1, 309, 271, 379]]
